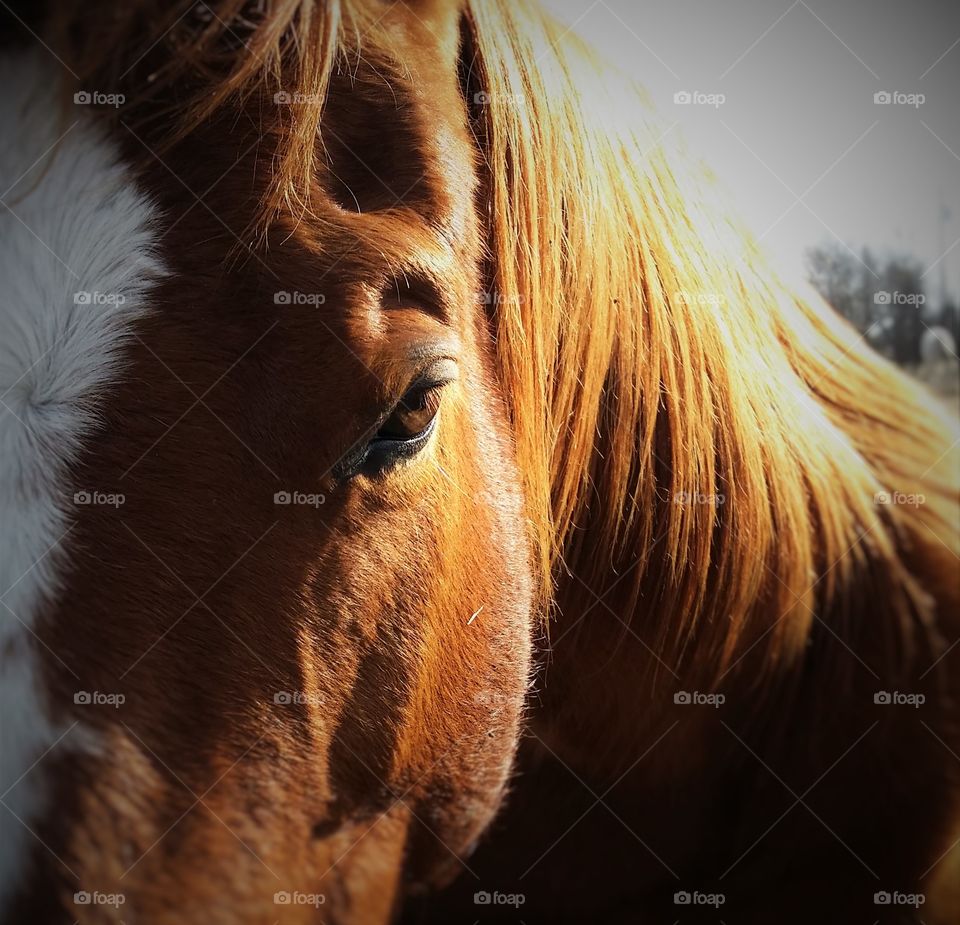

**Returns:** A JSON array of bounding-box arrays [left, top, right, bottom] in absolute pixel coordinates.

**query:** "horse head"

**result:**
[[1, 2, 535, 921]]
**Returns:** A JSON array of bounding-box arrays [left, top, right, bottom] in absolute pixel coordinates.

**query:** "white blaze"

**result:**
[[0, 49, 165, 901]]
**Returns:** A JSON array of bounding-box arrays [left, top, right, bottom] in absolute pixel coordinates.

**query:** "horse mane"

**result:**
[[464, 0, 959, 683], [45, 0, 959, 682]]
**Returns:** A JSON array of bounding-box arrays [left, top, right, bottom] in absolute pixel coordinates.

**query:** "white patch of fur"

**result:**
[[0, 50, 165, 902]]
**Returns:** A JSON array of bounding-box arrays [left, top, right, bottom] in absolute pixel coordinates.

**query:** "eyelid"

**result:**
[[331, 357, 457, 482], [370, 360, 456, 435], [409, 356, 459, 390]]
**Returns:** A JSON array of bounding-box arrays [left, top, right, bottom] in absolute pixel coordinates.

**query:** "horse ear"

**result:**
[[310, 1, 475, 222]]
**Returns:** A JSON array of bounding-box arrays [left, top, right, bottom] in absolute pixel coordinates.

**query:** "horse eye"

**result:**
[[333, 360, 457, 481], [375, 385, 443, 442]]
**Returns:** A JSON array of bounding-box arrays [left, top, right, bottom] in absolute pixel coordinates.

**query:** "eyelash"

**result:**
[[365, 411, 440, 472], [332, 379, 448, 480], [374, 384, 444, 442]]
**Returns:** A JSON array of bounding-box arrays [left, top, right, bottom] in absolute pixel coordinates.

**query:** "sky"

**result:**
[[541, 0, 960, 305]]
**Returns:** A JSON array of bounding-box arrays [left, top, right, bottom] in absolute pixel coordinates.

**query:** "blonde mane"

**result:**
[[465, 0, 959, 684], [50, 0, 960, 683]]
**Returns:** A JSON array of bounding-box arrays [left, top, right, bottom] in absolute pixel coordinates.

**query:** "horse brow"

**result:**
[[379, 239, 464, 324], [382, 267, 452, 323]]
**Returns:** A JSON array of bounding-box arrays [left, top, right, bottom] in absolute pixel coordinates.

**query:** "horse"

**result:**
[[0, 1, 957, 923]]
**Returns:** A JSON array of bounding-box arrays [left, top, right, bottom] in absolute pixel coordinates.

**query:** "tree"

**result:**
[[806, 243, 927, 366]]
